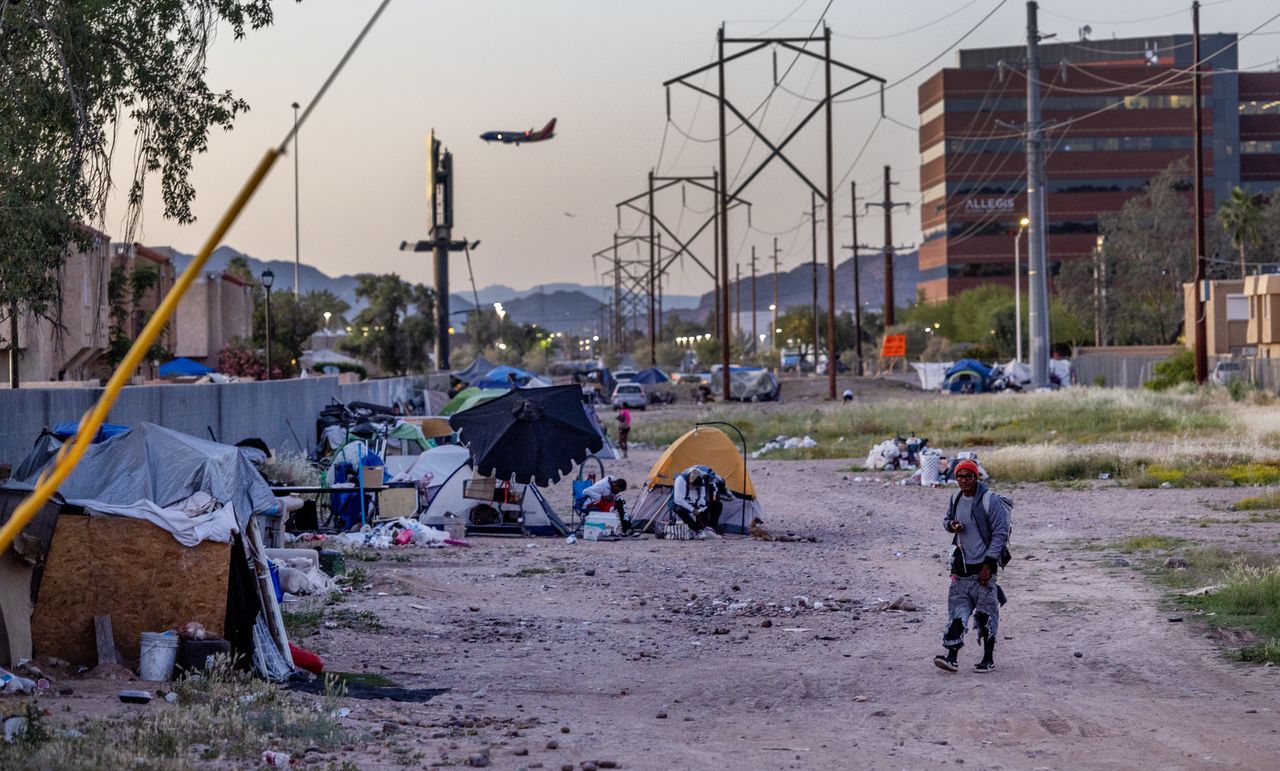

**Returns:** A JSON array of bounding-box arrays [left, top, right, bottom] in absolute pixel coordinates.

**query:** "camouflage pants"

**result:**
[[943, 574, 1000, 648]]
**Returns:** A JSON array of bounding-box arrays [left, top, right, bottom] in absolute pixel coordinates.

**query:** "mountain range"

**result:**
[[163, 245, 917, 335]]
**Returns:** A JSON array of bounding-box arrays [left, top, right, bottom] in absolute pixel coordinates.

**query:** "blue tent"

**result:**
[[944, 359, 993, 393], [475, 365, 550, 390], [632, 367, 670, 385], [159, 357, 214, 378], [50, 422, 130, 443]]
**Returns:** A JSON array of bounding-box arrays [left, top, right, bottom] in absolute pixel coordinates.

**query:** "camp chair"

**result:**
[[569, 456, 606, 534]]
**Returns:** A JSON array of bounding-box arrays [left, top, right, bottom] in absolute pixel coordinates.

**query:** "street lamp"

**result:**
[[1014, 216, 1030, 363], [323, 310, 332, 331], [291, 102, 301, 295], [261, 268, 275, 380]]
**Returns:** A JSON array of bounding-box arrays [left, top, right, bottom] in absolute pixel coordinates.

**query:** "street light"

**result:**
[[323, 310, 332, 330], [1014, 216, 1030, 363], [261, 268, 275, 380], [291, 102, 301, 295]]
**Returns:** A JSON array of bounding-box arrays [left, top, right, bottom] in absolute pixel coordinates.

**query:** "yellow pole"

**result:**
[[0, 149, 281, 553]]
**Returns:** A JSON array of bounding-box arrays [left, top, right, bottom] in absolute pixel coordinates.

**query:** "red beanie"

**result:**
[[954, 459, 980, 477]]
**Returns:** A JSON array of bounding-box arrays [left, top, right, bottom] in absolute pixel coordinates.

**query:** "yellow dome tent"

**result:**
[[631, 426, 761, 534]]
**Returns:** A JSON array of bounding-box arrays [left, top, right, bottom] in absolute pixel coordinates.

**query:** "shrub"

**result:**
[[1145, 348, 1194, 391]]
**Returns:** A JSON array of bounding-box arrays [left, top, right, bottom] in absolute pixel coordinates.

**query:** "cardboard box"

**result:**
[[583, 511, 620, 541], [360, 465, 384, 489]]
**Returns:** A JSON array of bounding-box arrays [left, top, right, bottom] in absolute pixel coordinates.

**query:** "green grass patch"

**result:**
[[641, 388, 1231, 460], [1235, 490, 1280, 511], [1110, 534, 1185, 553], [329, 609, 382, 632], [324, 671, 397, 688], [507, 566, 566, 577], [1131, 463, 1280, 489], [281, 608, 323, 640]]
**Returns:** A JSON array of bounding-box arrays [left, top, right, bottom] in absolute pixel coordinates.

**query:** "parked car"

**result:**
[[611, 382, 647, 409], [613, 367, 638, 383], [1211, 360, 1243, 385]]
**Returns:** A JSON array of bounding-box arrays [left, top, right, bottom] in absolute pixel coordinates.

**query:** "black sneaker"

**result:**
[[933, 655, 959, 673], [974, 659, 996, 673]]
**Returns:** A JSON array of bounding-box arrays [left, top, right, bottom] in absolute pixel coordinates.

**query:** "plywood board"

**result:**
[[31, 515, 230, 667]]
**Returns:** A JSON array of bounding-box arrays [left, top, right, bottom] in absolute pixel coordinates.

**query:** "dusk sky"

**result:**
[[105, 0, 1280, 298]]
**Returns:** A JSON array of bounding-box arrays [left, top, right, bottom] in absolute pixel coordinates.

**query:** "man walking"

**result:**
[[934, 459, 1010, 673]]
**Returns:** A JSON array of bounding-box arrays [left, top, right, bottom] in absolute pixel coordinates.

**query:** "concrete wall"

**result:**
[[0, 375, 422, 469]]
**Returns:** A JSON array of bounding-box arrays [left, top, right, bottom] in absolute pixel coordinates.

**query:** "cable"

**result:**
[[740, 0, 810, 38], [1041, 0, 1231, 26], [837, 0, 1009, 103], [834, 0, 982, 41]]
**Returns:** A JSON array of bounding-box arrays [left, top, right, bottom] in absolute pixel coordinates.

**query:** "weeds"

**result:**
[[1110, 535, 1185, 553], [282, 608, 323, 640], [329, 609, 382, 632], [1234, 491, 1280, 511]]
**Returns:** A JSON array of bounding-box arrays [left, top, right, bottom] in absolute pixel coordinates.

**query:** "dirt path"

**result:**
[[302, 454, 1280, 769]]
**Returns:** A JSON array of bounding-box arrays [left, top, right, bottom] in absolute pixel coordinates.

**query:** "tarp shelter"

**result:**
[[474, 365, 552, 390], [633, 367, 670, 385], [1, 424, 295, 679], [301, 349, 363, 373], [944, 359, 993, 393], [159, 357, 214, 378], [453, 355, 497, 386], [385, 445, 569, 536], [629, 426, 763, 535], [911, 362, 951, 391], [581, 405, 618, 460], [710, 365, 780, 402], [441, 387, 510, 416]]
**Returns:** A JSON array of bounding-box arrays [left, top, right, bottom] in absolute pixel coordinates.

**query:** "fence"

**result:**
[[1071, 346, 1181, 389], [0, 375, 432, 469]]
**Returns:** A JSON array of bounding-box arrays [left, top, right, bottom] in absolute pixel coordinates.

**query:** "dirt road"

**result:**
[[306, 452, 1280, 769]]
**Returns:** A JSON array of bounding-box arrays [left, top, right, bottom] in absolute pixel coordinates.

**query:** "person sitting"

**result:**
[[580, 475, 634, 534], [670, 466, 725, 540]]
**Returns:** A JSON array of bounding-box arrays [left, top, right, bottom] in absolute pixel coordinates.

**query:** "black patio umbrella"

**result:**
[[448, 384, 604, 486]]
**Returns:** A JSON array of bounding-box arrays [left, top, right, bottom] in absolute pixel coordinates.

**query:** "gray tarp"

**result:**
[[7, 423, 277, 544]]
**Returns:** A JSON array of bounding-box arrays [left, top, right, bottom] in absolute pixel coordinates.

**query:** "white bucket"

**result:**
[[921, 452, 941, 486], [139, 632, 179, 681]]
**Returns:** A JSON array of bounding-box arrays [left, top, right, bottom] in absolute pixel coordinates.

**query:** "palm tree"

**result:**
[[1218, 186, 1262, 278]]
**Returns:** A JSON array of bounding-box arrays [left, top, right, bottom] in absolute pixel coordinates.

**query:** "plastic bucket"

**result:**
[[139, 632, 179, 681]]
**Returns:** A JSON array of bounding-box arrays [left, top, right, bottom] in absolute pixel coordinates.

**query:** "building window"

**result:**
[[1227, 294, 1249, 322], [1239, 100, 1280, 115], [1241, 140, 1280, 155]]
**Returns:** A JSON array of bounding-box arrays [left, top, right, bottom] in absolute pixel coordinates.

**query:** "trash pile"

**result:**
[[664, 593, 860, 619], [299, 517, 467, 550], [864, 434, 929, 471], [900, 451, 990, 487], [752, 435, 818, 458]]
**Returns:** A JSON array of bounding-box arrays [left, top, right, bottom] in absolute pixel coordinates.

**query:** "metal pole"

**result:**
[[264, 287, 273, 380], [657, 233, 664, 343], [735, 261, 742, 338], [713, 169, 721, 335], [8, 306, 18, 388], [750, 245, 758, 347], [1026, 1, 1051, 387], [772, 237, 780, 351], [824, 25, 837, 399], [1015, 224, 1024, 362], [648, 169, 657, 365], [811, 190, 819, 368], [613, 233, 621, 347], [292, 102, 301, 295], [1192, 0, 1208, 383], [851, 181, 863, 375], [718, 26, 731, 399], [882, 165, 896, 327], [434, 243, 449, 370]]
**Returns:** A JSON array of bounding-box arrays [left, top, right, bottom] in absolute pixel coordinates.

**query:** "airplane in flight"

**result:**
[[479, 118, 557, 145]]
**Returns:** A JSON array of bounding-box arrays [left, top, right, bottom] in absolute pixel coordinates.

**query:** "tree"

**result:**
[[1, 1, 276, 326], [107, 263, 169, 369], [1058, 160, 1193, 346], [338, 274, 436, 375], [1218, 186, 1263, 278], [251, 288, 349, 376]]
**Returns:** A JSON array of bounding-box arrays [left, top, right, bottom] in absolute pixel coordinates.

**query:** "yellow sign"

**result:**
[[880, 334, 907, 358]]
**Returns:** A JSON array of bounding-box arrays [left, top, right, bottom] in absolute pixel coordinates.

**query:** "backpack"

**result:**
[[948, 489, 1013, 568]]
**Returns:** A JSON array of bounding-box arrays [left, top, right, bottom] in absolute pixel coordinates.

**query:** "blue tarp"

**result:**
[[632, 367, 670, 384], [50, 422, 131, 443], [159, 357, 214, 378], [945, 359, 992, 380], [944, 358, 993, 393], [475, 365, 548, 390]]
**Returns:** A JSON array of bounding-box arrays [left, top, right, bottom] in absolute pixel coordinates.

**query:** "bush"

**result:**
[[1145, 348, 1195, 391]]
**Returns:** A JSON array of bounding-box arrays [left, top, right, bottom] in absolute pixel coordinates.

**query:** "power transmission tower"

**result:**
[[772, 237, 780, 350], [841, 180, 870, 375], [863, 165, 911, 328], [811, 191, 821, 369], [664, 24, 884, 399]]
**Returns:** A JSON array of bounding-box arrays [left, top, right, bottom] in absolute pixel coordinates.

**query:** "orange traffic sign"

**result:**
[[880, 334, 907, 358]]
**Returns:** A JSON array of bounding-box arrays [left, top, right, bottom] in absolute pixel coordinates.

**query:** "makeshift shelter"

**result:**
[[710, 365, 780, 402], [159, 357, 214, 378], [453, 355, 497, 386], [474, 365, 552, 390], [632, 367, 670, 385], [441, 387, 510, 416], [581, 405, 618, 460], [944, 359, 993, 393], [1, 424, 294, 679], [629, 426, 763, 535], [911, 362, 951, 391], [300, 349, 364, 374]]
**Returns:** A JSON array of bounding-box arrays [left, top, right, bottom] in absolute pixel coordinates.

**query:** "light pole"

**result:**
[[768, 303, 777, 350], [261, 268, 275, 380], [291, 101, 301, 295], [1014, 216, 1029, 364]]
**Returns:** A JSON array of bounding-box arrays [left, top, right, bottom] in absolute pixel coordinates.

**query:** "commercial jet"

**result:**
[[479, 118, 556, 145]]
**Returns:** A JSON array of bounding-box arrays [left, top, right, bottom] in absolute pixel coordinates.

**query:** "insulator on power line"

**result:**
[[773, 48, 778, 85], [665, 86, 671, 121], [681, 184, 686, 207]]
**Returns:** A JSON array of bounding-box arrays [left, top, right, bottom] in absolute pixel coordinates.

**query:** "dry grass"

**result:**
[[984, 440, 1280, 485]]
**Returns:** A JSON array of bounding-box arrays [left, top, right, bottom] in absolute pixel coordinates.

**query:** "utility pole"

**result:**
[[1191, 0, 1208, 383], [811, 191, 820, 368], [648, 169, 657, 366], [613, 233, 621, 346], [850, 181, 864, 375], [864, 166, 910, 328], [1026, 1, 1051, 388], [735, 262, 742, 338], [717, 24, 731, 399], [823, 24, 838, 398], [772, 237, 780, 350], [657, 233, 664, 342], [712, 172, 720, 336], [750, 245, 758, 347]]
